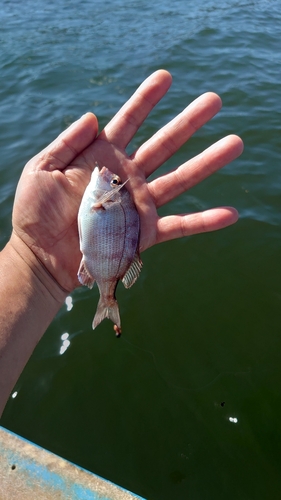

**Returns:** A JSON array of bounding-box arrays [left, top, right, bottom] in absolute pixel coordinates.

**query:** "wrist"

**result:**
[[0, 235, 67, 416], [5, 232, 68, 306]]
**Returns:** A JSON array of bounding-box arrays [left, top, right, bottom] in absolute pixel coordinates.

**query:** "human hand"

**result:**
[[11, 70, 243, 293]]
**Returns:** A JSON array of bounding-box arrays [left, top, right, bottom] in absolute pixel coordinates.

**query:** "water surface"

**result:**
[[1, 1, 281, 498]]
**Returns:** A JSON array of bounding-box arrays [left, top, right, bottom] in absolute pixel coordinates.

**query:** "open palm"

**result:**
[[12, 70, 243, 292]]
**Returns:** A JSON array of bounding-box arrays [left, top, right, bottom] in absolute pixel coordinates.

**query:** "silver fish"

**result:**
[[77, 165, 142, 335]]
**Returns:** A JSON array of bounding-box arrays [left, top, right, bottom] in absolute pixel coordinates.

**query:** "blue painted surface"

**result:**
[[0, 426, 145, 500]]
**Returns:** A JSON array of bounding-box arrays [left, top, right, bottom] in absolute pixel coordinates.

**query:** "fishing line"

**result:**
[[121, 337, 251, 393]]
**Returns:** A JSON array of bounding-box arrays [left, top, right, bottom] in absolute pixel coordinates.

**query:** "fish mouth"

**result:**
[[99, 166, 107, 174], [91, 165, 113, 185], [98, 165, 114, 179], [92, 164, 108, 176]]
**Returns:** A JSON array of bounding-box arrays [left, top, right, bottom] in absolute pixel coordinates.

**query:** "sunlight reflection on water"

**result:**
[[59, 333, 70, 355], [65, 296, 73, 312]]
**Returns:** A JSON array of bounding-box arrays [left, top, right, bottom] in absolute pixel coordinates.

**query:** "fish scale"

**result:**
[[92, 204, 126, 279]]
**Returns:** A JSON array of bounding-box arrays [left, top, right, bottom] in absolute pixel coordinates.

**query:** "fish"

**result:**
[[77, 165, 142, 336]]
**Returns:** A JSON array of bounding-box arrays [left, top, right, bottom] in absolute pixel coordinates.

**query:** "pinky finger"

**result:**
[[154, 207, 238, 245]]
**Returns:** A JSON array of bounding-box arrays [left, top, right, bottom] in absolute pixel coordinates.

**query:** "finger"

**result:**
[[149, 135, 244, 208], [153, 207, 239, 247], [27, 113, 98, 172], [132, 92, 222, 177], [99, 69, 172, 149]]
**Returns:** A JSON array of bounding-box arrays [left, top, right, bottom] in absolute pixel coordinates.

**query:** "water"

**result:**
[[1, 0, 281, 498]]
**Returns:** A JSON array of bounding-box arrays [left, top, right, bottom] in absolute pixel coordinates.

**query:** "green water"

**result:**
[[1, 1, 281, 498]]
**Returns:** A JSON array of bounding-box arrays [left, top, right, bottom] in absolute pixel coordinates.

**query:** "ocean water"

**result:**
[[1, 0, 281, 498]]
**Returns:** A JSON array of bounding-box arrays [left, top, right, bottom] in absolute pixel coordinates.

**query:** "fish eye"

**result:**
[[110, 175, 122, 187]]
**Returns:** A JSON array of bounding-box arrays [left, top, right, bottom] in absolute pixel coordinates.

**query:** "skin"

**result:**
[[0, 70, 243, 416]]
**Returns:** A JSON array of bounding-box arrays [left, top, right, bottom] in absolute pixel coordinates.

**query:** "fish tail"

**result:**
[[92, 296, 121, 331]]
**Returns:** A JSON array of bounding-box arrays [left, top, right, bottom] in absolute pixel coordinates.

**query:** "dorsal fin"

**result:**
[[122, 253, 142, 289]]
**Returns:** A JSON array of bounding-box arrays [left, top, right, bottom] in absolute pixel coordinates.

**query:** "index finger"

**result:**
[[100, 69, 173, 149]]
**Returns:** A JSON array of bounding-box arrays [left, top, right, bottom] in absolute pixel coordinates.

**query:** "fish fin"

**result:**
[[77, 260, 95, 289], [92, 297, 121, 330], [92, 180, 129, 209], [122, 253, 143, 289]]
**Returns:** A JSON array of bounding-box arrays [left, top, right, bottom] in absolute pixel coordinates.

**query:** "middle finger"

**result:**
[[131, 92, 222, 177]]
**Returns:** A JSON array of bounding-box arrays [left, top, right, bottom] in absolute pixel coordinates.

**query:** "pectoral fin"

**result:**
[[78, 260, 95, 289], [92, 180, 129, 209], [122, 253, 142, 289]]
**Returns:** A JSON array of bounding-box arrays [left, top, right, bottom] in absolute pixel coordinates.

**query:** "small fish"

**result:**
[[77, 165, 142, 335]]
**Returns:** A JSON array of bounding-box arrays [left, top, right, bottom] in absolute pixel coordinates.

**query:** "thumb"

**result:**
[[26, 113, 99, 173]]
